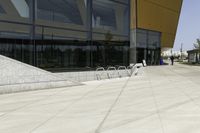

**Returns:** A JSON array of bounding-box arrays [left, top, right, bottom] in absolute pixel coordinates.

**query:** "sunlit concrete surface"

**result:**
[[0, 64, 200, 133], [0, 55, 81, 94]]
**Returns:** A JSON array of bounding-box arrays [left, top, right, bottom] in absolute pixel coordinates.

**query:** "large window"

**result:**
[[0, 5, 6, 14], [136, 29, 161, 65], [0, 0, 32, 65], [0, 0, 31, 22], [0, 38, 34, 65], [148, 31, 160, 49], [35, 40, 88, 70], [11, 0, 30, 18], [92, 0, 129, 37], [137, 29, 147, 48], [37, 0, 85, 25], [136, 29, 160, 49], [92, 41, 129, 67], [36, 0, 88, 40], [92, 0, 130, 67], [93, 1, 116, 31]]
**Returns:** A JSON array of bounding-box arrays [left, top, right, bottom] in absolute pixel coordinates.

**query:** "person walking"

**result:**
[[170, 55, 174, 65]]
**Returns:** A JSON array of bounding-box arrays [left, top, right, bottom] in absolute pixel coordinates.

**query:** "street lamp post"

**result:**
[[180, 43, 183, 60]]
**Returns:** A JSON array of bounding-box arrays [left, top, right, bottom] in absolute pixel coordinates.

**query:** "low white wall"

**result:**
[[55, 69, 133, 82], [0, 55, 81, 94]]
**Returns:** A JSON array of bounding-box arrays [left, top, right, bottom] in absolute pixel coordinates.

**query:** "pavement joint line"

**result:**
[[29, 79, 111, 133], [0, 78, 127, 114], [99, 94, 200, 133], [163, 67, 199, 88], [146, 69, 166, 133], [166, 66, 200, 87], [164, 67, 200, 112], [94, 75, 132, 133], [0, 86, 78, 119], [96, 68, 193, 133]]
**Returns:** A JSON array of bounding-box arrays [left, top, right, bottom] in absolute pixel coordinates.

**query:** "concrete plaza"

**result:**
[[0, 64, 200, 133]]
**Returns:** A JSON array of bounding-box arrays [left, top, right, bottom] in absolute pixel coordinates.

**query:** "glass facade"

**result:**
[[0, 0, 163, 72], [0, 5, 6, 14], [37, 0, 84, 25], [0, 0, 130, 72], [136, 29, 161, 65], [92, 0, 130, 67]]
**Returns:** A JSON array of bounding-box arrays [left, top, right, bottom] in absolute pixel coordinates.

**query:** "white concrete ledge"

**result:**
[[0, 55, 81, 94]]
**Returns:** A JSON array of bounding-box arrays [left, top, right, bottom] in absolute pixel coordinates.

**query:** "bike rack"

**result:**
[[117, 66, 130, 77], [107, 67, 117, 79], [131, 65, 138, 75], [96, 64, 139, 80], [96, 67, 106, 80]]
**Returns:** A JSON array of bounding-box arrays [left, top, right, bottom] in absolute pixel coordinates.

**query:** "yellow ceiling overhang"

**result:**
[[133, 0, 182, 48]]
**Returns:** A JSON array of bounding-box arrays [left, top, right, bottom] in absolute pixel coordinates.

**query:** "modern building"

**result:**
[[0, 0, 182, 72], [187, 49, 200, 63]]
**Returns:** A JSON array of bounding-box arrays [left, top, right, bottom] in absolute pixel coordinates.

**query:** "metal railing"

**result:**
[[117, 66, 131, 77], [107, 67, 117, 79], [130, 65, 138, 76], [96, 67, 106, 80], [96, 64, 139, 80]]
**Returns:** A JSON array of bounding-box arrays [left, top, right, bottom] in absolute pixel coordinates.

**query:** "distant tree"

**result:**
[[193, 38, 200, 63]]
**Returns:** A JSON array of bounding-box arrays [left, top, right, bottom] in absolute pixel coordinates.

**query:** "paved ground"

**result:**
[[0, 64, 200, 133]]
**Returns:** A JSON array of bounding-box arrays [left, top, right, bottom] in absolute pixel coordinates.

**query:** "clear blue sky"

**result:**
[[174, 0, 200, 51]]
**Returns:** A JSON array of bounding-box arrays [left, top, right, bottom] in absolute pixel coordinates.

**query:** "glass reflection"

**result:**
[[0, 5, 6, 14], [136, 29, 161, 65], [93, 0, 129, 36], [37, 0, 84, 25], [0, 0, 130, 72]]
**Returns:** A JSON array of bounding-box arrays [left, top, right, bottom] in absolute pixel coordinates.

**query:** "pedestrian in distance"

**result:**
[[170, 55, 174, 65]]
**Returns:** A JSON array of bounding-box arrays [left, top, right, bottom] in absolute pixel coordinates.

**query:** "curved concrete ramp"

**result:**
[[0, 55, 82, 94]]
